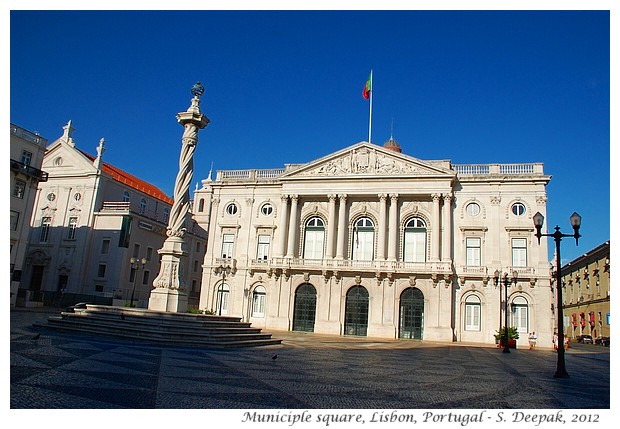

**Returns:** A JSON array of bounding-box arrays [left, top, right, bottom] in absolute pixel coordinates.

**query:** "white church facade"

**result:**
[[194, 139, 554, 348]]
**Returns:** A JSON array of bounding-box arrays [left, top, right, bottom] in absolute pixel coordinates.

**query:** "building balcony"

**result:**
[[10, 159, 48, 182], [98, 201, 168, 226], [242, 257, 453, 279]]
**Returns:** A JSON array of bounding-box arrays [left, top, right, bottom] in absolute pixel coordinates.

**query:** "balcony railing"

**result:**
[[453, 163, 543, 176], [247, 257, 453, 274], [11, 124, 48, 146], [217, 168, 286, 181], [99, 201, 168, 225], [10, 159, 48, 182]]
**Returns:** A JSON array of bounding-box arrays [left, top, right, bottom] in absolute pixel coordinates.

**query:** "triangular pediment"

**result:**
[[42, 139, 100, 176], [281, 142, 455, 180]]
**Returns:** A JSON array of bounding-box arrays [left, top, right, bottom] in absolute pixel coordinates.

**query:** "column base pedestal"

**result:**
[[148, 287, 188, 313]]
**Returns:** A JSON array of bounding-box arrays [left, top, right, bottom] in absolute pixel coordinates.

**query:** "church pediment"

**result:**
[[281, 142, 455, 179]]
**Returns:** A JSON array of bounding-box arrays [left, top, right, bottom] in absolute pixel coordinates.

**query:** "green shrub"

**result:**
[[495, 327, 520, 340]]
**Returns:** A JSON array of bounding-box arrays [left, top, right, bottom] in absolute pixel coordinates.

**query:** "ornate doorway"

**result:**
[[292, 283, 317, 332], [399, 287, 424, 339], [344, 285, 369, 336]]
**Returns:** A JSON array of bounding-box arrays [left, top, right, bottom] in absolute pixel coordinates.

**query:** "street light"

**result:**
[[494, 269, 518, 353], [213, 264, 232, 315], [533, 211, 581, 378], [129, 257, 147, 307]]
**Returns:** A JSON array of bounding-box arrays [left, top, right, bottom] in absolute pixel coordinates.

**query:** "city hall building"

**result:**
[[194, 138, 554, 347]]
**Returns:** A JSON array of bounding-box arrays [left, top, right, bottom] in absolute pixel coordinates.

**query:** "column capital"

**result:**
[[328, 194, 337, 201], [431, 193, 442, 201], [442, 194, 453, 203], [378, 193, 388, 201], [338, 194, 348, 201], [280, 194, 289, 202], [290, 194, 299, 202], [389, 193, 399, 201]]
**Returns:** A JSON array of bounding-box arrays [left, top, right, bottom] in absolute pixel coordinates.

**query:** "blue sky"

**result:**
[[9, 7, 612, 264]]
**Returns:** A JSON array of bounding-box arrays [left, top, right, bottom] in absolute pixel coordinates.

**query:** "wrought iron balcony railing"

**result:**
[[10, 159, 48, 182]]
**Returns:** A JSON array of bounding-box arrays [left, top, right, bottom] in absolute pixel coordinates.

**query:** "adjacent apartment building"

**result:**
[[18, 121, 207, 309], [559, 240, 610, 341], [10, 124, 48, 307], [194, 138, 554, 347]]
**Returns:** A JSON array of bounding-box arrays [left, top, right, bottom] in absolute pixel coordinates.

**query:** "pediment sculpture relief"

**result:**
[[299, 147, 435, 176]]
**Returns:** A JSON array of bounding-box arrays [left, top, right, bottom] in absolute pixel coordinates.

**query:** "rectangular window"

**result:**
[[13, 180, 26, 199], [196, 242, 201, 252], [465, 303, 481, 331], [352, 230, 374, 261], [146, 247, 153, 261], [21, 150, 33, 166], [133, 243, 140, 258], [118, 216, 132, 248], [466, 237, 481, 266], [257, 234, 271, 260], [512, 238, 527, 267], [67, 217, 78, 240], [404, 231, 426, 262], [129, 267, 136, 283], [10, 211, 20, 231], [513, 306, 529, 333], [97, 264, 107, 278], [39, 217, 51, 242], [222, 234, 235, 258], [101, 239, 111, 254], [193, 260, 199, 272], [252, 292, 266, 318], [142, 270, 150, 285]]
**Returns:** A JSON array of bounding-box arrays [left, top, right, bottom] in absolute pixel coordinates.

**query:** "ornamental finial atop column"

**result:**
[[191, 81, 205, 98]]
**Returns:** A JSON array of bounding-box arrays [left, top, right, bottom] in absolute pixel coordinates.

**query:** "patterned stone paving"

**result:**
[[10, 308, 610, 411]]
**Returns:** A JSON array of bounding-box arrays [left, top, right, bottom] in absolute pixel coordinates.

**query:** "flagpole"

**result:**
[[368, 70, 373, 144]]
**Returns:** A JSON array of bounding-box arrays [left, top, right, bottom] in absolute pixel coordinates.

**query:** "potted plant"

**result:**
[[495, 327, 520, 348]]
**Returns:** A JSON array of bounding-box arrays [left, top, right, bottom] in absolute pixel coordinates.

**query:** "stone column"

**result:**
[[387, 194, 399, 260], [431, 193, 441, 261], [286, 195, 299, 258], [326, 194, 337, 258], [149, 83, 209, 313], [442, 194, 453, 261], [275, 195, 289, 257], [335, 194, 347, 259], [377, 193, 387, 260]]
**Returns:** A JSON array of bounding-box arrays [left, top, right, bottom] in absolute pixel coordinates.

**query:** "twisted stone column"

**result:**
[[149, 83, 209, 313], [167, 116, 200, 237]]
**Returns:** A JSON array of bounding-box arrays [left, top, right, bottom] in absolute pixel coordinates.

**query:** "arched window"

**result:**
[[123, 191, 130, 202], [163, 208, 170, 223], [140, 198, 147, 214], [464, 295, 481, 331], [352, 217, 374, 261], [198, 198, 205, 212], [404, 217, 426, 262], [511, 296, 529, 334], [215, 283, 230, 315], [303, 217, 325, 260], [252, 286, 266, 318]]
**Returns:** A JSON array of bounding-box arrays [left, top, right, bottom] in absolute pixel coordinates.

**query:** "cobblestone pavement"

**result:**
[[10, 308, 610, 411]]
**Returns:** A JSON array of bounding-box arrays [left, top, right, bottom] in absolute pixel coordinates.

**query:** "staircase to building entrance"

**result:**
[[33, 304, 282, 348]]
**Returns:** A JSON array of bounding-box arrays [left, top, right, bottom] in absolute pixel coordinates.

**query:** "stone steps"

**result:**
[[33, 304, 282, 348]]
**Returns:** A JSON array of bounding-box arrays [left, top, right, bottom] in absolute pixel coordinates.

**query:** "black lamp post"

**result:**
[[129, 257, 147, 307], [214, 264, 232, 315], [494, 269, 518, 353], [533, 211, 581, 378]]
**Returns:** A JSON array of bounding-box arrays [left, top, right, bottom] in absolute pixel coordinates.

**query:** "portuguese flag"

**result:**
[[363, 72, 372, 99]]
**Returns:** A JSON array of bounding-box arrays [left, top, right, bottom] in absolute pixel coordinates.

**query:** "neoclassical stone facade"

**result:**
[[194, 139, 554, 347]]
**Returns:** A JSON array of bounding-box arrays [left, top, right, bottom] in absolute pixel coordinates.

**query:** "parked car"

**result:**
[[576, 334, 593, 344], [595, 336, 610, 346]]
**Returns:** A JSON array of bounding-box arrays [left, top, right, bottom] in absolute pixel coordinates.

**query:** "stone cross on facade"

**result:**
[[149, 83, 210, 312]]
